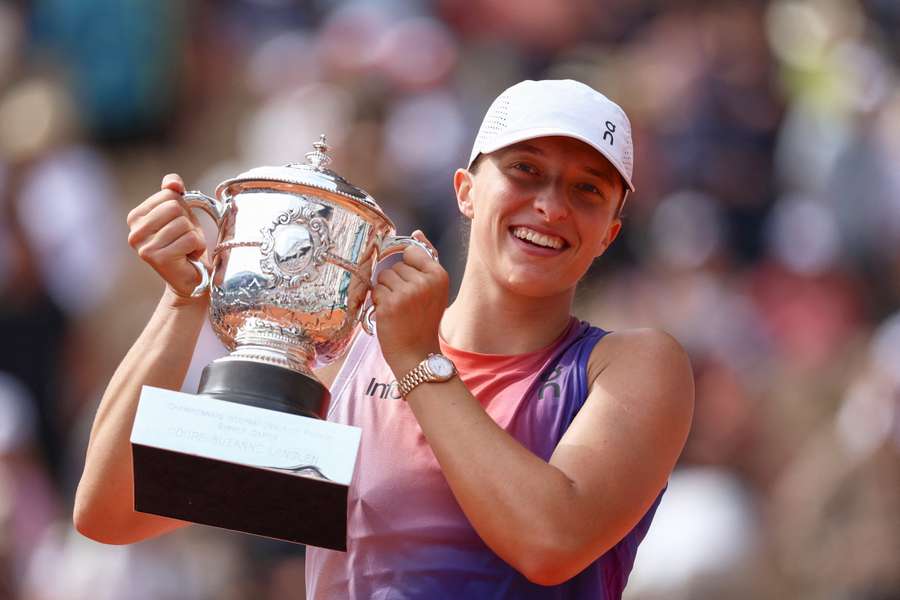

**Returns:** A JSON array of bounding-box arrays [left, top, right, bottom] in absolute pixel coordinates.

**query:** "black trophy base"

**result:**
[[197, 359, 330, 419], [133, 443, 350, 550], [132, 361, 349, 551]]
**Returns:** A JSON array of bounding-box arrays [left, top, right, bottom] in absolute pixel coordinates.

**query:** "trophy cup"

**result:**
[[130, 136, 434, 550]]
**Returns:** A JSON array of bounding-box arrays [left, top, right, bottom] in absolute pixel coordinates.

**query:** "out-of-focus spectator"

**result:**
[[769, 311, 900, 599], [28, 0, 187, 141], [0, 373, 58, 597]]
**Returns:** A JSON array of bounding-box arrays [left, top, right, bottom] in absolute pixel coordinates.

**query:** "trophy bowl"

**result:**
[[181, 135, 432, 418]]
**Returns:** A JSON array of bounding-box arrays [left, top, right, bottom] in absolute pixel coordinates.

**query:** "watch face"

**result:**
[[427, 354, 455, 379]]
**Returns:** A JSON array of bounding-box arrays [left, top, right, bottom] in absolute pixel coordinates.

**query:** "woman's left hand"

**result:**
[[371, 230, 449, 375]]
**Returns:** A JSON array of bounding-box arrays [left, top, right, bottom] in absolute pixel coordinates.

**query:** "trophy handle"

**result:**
[[183, 190, 225, 224], [187, 258, 212, 297], [181, 190, 225, 296], [361, 236, 438, 336]]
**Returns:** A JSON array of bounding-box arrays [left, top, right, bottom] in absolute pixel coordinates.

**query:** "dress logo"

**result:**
[[537, 365, 563, 401], [364, 377, 403, 400]]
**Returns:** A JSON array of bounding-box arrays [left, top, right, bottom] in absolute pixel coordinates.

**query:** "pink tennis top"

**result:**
[[305, 318, 662, 599]]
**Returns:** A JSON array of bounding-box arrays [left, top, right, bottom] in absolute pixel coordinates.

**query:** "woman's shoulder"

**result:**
[[592, 326, 686, 353], [585, 326, 692, 393]]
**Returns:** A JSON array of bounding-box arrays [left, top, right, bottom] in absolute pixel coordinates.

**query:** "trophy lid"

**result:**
[[217, 135, 384, 213]]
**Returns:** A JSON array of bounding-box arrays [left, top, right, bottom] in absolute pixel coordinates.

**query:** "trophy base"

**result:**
[[131, 386, 362, 551], [198, 359, 329, 419]]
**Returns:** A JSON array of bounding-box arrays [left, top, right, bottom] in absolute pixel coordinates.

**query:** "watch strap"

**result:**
[[397, 360, 433, 397], [397, 353, 456, 398]]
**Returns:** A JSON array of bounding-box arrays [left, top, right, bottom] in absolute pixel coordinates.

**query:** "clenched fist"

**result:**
[[372, 230, 449, 374], [126, 174, 209, 300]]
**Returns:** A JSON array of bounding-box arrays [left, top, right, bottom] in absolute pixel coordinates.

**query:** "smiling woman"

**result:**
[[302, 79, 694, 599], [73, 78, 692, 600], [451, 134, 625, 301]]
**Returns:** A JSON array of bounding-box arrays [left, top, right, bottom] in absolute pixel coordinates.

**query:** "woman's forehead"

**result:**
[[491, 137, 621, 184]]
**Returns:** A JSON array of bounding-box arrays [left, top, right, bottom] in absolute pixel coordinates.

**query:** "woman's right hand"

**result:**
[[126, 173, 209, 301]]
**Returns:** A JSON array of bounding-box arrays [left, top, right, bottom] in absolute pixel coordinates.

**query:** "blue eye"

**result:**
[[512, 162, 538, 175]]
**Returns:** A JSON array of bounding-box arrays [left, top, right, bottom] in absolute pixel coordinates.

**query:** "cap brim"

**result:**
[[469, 126, 635, 192]]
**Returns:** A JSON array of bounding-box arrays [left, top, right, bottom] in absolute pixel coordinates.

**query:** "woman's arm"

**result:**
[[399, 329, 693, 584], [73, 290, 206, 544], [373, 241, 694, 585], [74, 173, 211, 544]]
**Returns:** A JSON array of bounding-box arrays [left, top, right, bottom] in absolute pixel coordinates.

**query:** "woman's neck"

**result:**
[[440, 272, 575, 355]]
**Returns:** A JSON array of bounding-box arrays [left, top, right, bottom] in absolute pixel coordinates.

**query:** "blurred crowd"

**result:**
[[0, 0, 898, 598]]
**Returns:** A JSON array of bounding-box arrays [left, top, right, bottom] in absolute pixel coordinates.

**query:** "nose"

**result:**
[[533, 182, 569, 222]]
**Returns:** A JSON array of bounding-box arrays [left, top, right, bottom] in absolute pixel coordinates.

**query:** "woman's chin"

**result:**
[[501, 272, 575, 300]]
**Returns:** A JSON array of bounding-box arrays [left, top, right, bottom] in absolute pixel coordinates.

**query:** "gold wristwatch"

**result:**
[[397, 353, 457, 397]]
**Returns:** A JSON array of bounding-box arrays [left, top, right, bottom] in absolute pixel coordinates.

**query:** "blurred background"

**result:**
[[0, 0, 898, 598]]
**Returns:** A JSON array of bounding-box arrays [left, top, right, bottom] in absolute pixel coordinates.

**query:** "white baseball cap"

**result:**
[[468, 79, 635, 192]]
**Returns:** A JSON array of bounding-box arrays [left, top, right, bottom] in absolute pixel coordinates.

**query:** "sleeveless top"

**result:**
[[305, 318, 663, 599]]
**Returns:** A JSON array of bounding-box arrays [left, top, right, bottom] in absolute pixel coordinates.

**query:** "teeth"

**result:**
[[512, 227, 564, 249]]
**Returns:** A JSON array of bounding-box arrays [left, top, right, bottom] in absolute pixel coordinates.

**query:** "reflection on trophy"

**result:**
[[130, 136, 434, 550]]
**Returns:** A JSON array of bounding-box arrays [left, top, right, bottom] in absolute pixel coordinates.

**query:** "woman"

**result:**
[[75, 79, 694, 599]]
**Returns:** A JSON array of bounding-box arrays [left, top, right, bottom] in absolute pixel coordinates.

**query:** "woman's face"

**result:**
[[455, 136, 624, 299]]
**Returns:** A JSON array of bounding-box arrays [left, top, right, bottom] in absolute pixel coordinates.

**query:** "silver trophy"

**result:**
[[130, 136, 434, 550], [182, 134, 433, 416]]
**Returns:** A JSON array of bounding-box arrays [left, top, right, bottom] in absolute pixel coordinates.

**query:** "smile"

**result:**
[[510, 226, 566, 250]]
